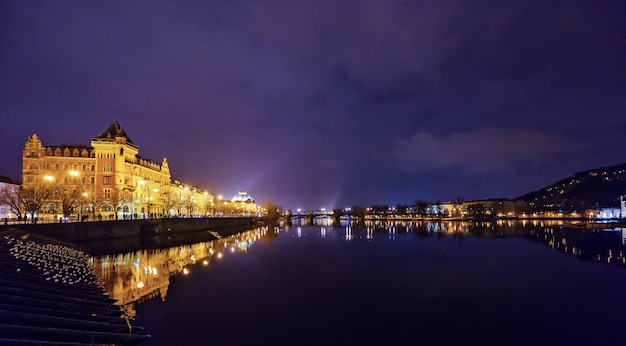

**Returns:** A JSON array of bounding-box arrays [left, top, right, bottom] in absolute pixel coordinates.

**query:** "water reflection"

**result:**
[[336, 220, 626, 265], [90, 226, 275, 318], [90, 221, 626, 321]]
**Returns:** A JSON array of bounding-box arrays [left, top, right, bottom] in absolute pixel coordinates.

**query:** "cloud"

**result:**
[[392, 128, 581, 173]]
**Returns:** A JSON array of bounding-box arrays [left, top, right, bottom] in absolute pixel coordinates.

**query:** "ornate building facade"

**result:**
[[21, 121, 218, 221]]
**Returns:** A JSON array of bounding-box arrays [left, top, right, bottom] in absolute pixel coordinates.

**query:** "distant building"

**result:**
[[231, 191, 254, 203], [585, 208, 621, 220], [462, 199, 523, 218], [21, 121, 218, 220]]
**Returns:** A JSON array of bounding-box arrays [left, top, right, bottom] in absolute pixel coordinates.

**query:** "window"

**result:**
[[91, 165, 95, 171], [91, 177, 95, 184], [103, 176, 111, 185], [104, 189, 111, 198], [82, 165, 86, 171], [104, 164, 112, 172]]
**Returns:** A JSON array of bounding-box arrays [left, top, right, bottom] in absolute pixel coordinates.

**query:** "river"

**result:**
[[90, 220, 626, 345]]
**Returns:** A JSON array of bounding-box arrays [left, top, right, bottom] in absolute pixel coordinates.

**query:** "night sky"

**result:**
[[1, 1, 625, 211]]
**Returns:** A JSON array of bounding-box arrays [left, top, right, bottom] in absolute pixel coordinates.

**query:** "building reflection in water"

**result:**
[[354, 219, 626, 266], [90, 227, 272, 318], [90, 221, 625, 319]]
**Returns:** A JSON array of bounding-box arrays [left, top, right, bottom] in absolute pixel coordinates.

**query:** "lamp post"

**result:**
[[69, 170, 85, 222]]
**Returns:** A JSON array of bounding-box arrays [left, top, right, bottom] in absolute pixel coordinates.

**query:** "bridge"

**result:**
[[287, 209, 365, 224]]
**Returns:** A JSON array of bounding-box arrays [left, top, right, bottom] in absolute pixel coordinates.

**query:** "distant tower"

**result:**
[[91, 121, 140, 201]]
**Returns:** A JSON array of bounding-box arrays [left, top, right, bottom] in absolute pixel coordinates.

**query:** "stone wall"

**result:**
[[0, 217, 255, 242]]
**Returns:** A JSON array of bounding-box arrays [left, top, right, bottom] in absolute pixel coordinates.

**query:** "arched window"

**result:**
[[82, 165, 86, 171]]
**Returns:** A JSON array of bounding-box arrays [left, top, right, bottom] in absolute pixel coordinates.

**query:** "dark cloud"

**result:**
[[1, 0, 625, 209], [392, 128, 582, 173]]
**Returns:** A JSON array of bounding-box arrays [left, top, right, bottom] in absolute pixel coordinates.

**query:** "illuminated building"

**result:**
[[20, 121, 222, 220], [231, 191, 254, 203]]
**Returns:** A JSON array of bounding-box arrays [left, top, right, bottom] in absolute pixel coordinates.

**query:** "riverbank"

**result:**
[[0, 217, 256, 242], [0, 229, 150, 345]]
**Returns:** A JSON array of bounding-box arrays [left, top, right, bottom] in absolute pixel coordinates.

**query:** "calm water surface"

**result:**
[[91, 221, 626, 345]]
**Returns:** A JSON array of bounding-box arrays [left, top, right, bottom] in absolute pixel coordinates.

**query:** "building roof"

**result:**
[[232, 191, 254, 203], [92, 121, 134, 145]]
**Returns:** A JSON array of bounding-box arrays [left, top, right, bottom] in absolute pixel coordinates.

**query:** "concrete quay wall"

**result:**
[[0, 217, 255, 242]]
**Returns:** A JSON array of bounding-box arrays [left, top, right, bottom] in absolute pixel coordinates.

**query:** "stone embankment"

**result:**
[[0, 229, 150, 345], [0, 217, 256, 242]]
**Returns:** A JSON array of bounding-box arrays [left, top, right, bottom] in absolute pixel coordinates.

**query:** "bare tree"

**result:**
[[412, 200, 429, 217], [20, 184, 51, 223], [262, 198, 280, 222], [451, 196, 465, 217], [85, 186, 104, 220], [0, 184, 22, 219], [182, 195, 195, 217], [161, 188, 176, 218], [109, 188, 129, 220], [202, 198, 213, 217], [58, 188, 80, 220]]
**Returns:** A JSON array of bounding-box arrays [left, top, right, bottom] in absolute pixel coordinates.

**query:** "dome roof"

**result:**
[[232, 191, 254, 203]]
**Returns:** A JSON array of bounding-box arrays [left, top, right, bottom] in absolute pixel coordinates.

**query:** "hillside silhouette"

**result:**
[[518, 162, 626, 211]]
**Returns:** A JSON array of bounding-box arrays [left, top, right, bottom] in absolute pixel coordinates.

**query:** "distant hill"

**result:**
[[517, 162, 626, 211]]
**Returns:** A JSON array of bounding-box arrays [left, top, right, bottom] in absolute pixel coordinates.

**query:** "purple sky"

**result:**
[[1, 1, 625, 211]]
